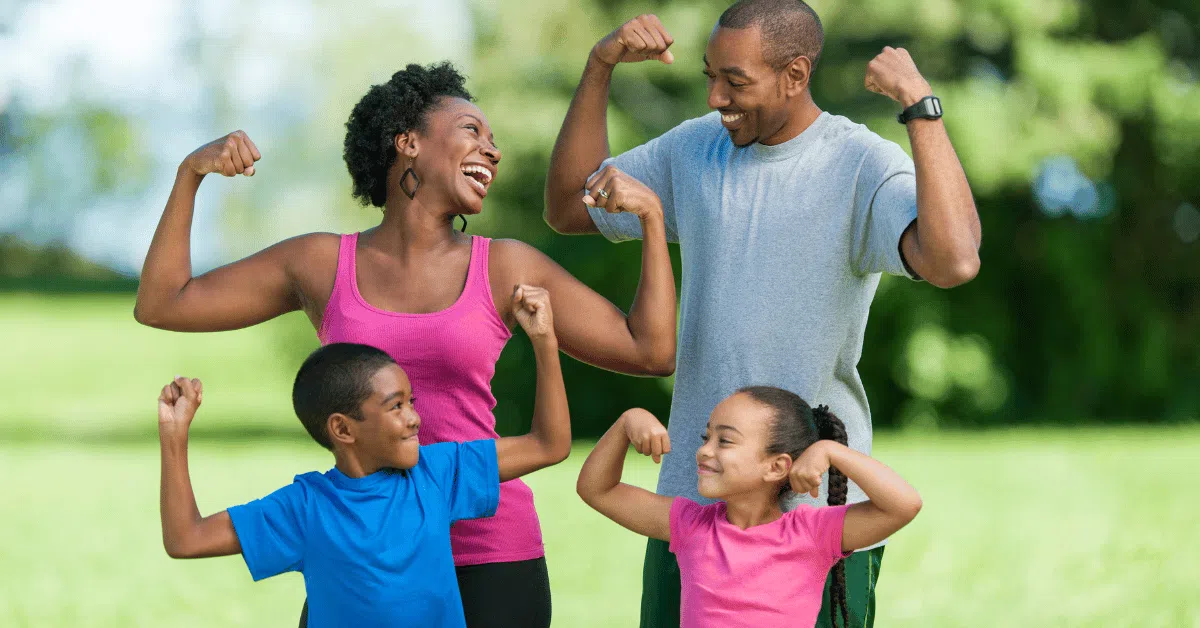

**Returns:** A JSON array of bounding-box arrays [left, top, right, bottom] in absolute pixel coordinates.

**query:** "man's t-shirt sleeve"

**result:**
[[851, 140, 920, 278], [423, 441, 500, 523], [227, 479, 308, 581], [587, 126, 681, 244]]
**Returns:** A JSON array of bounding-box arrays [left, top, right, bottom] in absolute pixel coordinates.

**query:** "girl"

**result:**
[[576, 386, 922, 627]]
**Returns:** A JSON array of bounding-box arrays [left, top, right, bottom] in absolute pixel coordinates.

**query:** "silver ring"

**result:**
[[598, 189, 610, 199]]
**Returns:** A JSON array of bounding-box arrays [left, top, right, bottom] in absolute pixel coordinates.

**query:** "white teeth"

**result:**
[[460, 165, 492, 185], [721, 113, 744, 123]]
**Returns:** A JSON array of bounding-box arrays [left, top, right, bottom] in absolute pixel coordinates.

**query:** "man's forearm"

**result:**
[[545, 54, 617, 232], [907, 117, 981, 287]]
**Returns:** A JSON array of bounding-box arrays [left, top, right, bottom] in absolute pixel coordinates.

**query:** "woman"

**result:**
[[135, 62, 676, 627]]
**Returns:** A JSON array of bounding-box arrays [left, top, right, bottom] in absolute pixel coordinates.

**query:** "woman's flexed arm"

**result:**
[[134, 132, 325, 332]]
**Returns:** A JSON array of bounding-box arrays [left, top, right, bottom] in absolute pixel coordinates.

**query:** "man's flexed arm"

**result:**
[[544, 15, 675, 235], [866, 47, 982, 288]]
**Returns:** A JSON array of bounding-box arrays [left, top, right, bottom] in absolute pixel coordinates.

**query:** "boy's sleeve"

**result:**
[[850, 140, 920, 279], [667, 497, 706, 554], [796, 504, 852, 566], [227, 479, 308, 581], [587, 126, 681, 244], [424, 441, 500, 523]]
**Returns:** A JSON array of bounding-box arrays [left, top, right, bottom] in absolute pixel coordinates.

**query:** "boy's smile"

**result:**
[[347, 364, 422, 472]]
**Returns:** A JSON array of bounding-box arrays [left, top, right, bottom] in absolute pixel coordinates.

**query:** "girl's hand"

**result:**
[[790, 440, 834, 498], [182, 131, 261, 178], [621, 408, 670, 463], [158, 377, 203, 438], [583, 166, 664, 221], [512, 284, 555, 343]]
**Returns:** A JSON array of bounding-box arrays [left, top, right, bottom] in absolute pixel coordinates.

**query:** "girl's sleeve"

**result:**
[[799, 504, 852, 565], [668, 498, 706, 553]]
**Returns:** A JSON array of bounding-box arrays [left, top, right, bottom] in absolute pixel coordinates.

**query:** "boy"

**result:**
[[156, 286, 569, 627]]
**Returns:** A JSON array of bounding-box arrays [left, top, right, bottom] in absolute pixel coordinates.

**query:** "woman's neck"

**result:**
[[370, 194, 465, 255], [722, 489, 784, 529]]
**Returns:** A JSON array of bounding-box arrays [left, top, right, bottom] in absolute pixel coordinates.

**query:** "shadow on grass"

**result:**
[[0, 423, 313, 445]]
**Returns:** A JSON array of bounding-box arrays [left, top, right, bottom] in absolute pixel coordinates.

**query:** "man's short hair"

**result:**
[[719, 0, 825, 71]]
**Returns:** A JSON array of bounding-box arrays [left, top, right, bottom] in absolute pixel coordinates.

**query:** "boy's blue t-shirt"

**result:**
[[227, 440, 499, 628]]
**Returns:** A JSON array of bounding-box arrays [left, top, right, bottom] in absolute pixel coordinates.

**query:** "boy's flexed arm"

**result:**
[[495, 286, 572, 481], [576, 408, 673, 541], [790, 441, 923, 553], [158, 377, 241, 558]]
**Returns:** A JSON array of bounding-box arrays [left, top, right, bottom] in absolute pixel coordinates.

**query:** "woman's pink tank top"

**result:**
[[318, 233, 543, 566]]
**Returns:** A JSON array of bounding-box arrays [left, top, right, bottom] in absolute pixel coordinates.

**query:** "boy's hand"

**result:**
[[790, 440, 835, 498], [158, 376, 203, 437], [512, 285, 555, 343], [621, 408, 670, 463]]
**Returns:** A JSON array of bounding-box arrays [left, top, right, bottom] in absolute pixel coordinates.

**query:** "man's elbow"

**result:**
[[543, 204, 580, 235], [901, 491, 923, 523], [926, 253, 980, 289]]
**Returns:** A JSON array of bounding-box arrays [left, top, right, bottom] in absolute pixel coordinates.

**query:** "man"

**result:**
[[544, 1, 980, 626]]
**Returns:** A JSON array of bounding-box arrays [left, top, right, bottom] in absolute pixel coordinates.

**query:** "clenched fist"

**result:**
[[865, 47, 933, 108], [512, 284, 555, 342], [583, 166, 664, 221], [182, 130, 261, 178], [592, 14, 675, 67]]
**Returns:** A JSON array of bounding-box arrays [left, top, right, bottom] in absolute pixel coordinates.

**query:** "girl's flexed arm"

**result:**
[[790, 441, 923, 553], [576, 408, 673, 541]]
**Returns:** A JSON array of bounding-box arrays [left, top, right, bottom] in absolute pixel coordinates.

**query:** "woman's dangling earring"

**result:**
[[457, 215, 468, 232], [399, 158, 421, 199]]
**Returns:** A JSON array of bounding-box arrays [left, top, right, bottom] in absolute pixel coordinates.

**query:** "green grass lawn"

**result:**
[[2, 293, 1198, 626], [2, 431, 1198, 627]]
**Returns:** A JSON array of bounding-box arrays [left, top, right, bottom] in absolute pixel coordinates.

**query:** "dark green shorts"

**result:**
[[639, 537, 885, 628]]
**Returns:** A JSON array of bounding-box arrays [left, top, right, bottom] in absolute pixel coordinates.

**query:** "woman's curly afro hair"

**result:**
[[343, 62, 473, 208]]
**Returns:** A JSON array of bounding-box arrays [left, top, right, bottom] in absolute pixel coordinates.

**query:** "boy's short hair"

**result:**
[[292, 343, 397, 449]]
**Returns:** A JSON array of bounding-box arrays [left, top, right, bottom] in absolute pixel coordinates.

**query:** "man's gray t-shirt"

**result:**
[[589, 111, 917, 510]]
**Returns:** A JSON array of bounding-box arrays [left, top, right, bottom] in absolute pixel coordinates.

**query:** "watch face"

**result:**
[[928, 98, 942, 116]]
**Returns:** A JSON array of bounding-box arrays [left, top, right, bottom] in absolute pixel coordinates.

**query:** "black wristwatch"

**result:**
[[896, 95, 942, 124]]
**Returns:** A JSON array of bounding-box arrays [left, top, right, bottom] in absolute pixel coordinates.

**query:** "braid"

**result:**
[[813, 404, 850, 627]]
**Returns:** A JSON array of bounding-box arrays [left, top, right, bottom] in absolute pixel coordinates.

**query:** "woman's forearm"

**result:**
[[134, 166, 203, 325], [625, 213, 677, 375]]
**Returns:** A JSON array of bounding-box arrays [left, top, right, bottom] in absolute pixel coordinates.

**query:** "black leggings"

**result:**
[[298, 556, 551, 628]]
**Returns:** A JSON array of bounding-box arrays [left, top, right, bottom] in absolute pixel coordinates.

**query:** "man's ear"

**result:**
[[328, 413, 357, 447], [783, 55, 813, 96]]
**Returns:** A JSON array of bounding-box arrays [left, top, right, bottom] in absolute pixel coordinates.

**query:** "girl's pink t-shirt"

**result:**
[[669, 498, 850, 628], [319, 234, 543, 566]]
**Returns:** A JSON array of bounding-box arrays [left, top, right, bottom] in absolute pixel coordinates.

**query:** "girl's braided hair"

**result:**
[[739, 385, 850, 628]]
